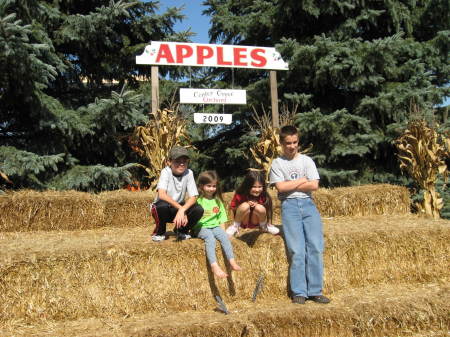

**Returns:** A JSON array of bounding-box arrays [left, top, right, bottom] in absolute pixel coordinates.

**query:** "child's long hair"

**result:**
[[197, 170, 224, 204], [235, 169, 273, 223]]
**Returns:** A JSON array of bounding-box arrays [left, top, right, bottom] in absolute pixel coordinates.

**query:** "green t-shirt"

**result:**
[[194, 197, 228, 230]]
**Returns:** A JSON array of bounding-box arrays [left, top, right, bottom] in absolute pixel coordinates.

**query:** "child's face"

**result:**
[[249, 181, 263, 197], [169, 156, 189, 175], [281, 134, 299, 159], [202, 181, 217, 198]]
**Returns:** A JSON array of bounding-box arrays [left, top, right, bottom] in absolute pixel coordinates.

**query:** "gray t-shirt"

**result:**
[[269, 154, 320, 200], [154, 167, 198, 203]]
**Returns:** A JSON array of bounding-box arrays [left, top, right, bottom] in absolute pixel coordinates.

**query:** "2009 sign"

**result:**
[[204, 115, 223, 123], [194, 113, 232, 125]]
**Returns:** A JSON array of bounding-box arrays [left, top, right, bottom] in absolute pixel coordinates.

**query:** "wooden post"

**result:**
[[270, 70, 279, 128], [151, 66, 159, 113]]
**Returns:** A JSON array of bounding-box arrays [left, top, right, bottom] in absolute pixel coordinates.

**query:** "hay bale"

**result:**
[[98, 190, 155, 228], [224, 183, 410, 219], [0, 190, 103, 232], [313, 184, 411, 217], [0, 215, 448, 324], [0, 184, 410, 232], [1, 283, 448, 337]]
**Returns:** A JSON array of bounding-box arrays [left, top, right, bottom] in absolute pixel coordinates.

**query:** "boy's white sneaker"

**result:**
[[226, 224, 239, 237], [152, 235, 166, 242], [260, 223, 280, 235]]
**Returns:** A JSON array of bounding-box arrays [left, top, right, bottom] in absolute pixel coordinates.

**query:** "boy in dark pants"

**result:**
[[269, 125, 330, 304], [151, 146, 203, 242]]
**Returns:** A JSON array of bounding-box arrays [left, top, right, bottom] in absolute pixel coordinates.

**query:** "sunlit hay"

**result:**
[[98, 190, 155, 228], [0, 190, 103, 232], [0, 217, 448, 324], [247, 284, 450, 337], [1, 284, 447, 337], [313, 184, 410, 217], [223, 184, 410, 220]]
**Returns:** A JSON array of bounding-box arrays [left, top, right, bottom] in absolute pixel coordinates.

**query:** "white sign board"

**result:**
[[136, 41, 288, 70], [180, 88, 246, 105], [194, 113, 232, 125]]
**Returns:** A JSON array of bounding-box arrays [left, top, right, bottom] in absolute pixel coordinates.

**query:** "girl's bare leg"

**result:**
[[234, 202, 251, 223], [211, 262, 228, 278], [252, 204, 267, 224], [229, 258, 242, 271]]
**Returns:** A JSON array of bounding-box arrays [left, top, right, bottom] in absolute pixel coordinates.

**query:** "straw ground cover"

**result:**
[[1, 283, 448, 337], [1, 215, 448, 326], [0, 184, 410, 232]]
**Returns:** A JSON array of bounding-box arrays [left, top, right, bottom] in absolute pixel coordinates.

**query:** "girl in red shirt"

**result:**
[[226, 170, 279, 237]]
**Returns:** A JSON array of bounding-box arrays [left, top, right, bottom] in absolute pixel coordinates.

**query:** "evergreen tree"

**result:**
[[202, 0, 449, 187], [0, 0, 188, 191]]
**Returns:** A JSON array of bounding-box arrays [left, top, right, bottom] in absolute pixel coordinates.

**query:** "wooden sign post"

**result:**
[[270, 70, 279, 128], [151, 66, 159, 113]]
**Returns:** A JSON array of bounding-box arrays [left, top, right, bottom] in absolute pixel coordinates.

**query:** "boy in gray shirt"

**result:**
[[269, 125, 330, 304], [151, 146, 203, 242]]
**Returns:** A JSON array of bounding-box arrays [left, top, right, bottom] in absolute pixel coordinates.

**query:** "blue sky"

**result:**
[[159, 0, 210, 43]]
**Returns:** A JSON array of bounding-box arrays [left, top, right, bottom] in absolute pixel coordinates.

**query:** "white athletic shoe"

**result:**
[[226, 224, 239, 237], [260, 223, 280, 235], [152, 234, 166, 242]]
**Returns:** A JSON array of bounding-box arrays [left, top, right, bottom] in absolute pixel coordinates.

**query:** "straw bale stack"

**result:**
[[0, 215, 448, 325], [98, 190, 154, 228], [0, 190, 103, 232], [312, 184, 411, 217], [0, 184, 410, 232], [0, 283, 448, 337], [223, 184, 410, 219]]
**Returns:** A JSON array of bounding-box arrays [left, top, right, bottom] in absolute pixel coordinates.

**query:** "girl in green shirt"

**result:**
[[193, 171, 241, 278]]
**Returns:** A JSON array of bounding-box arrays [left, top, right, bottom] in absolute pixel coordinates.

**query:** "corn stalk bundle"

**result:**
[[248, 107, 297, 181], [129, 109, 192, 189], [395, 119, 449, 219]]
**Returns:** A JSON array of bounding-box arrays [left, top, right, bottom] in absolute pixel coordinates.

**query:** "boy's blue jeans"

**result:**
[[197, 226, 234, 264], [281, 197, 324, 297]]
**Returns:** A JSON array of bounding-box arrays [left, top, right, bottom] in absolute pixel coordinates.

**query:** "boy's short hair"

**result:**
[[279, 125, 298, 143], [169, 146, 189, 160]]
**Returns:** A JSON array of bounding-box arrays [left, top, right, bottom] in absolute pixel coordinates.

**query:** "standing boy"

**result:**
[[151, 146, 203, 242], [269, 125, 330, 304]]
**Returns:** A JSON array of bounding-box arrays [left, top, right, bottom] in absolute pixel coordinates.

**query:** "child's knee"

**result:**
[[237, 202, 251, 213], [254, 204, 266, 215]]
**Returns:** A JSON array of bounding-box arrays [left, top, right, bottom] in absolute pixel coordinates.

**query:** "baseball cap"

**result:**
[[169, 146, 190, 160]]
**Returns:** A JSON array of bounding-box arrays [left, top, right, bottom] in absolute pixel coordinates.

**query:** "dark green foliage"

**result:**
[[0, 146, 66, 189], [48, 164, 134, 192], [0, 0, 187, 191], [202, 0, 449, 188]]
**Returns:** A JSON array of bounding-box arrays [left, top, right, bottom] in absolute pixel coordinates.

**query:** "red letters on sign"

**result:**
[[217, 46, 232, 66], [197, 46, 214, 64], [151, 43, 274, 69], [250, 49, 267, 67], [176, 44, 194, 63], [233, 47, 247, 66], [156, 44, 175, 63]]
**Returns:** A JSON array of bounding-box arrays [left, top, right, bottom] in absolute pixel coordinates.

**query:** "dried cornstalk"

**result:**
[[0, 171, 11, 184], [129, 108, 192, 189], [248, 105, 297, 181], [395, 119, 449, 219]]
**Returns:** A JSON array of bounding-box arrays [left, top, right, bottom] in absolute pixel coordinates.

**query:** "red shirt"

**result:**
[[229, 193, 266, 210]]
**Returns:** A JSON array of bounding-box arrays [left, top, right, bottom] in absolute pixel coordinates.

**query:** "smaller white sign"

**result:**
[[194, 113, 232, 125], [180, 88, 246, 105]]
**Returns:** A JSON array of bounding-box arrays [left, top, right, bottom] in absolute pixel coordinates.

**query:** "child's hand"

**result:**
[[248, 200, 256, 208], [174, 209, 187, 228]]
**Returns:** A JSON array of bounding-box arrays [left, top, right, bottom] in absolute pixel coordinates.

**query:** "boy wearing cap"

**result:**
[[151, 146, 204, 242]]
